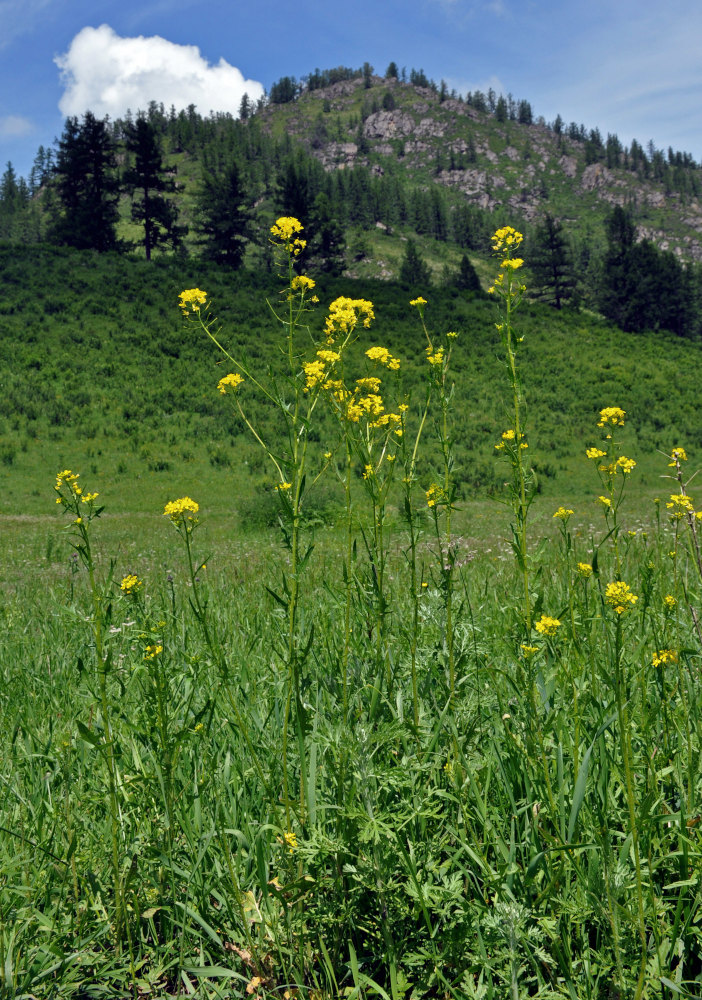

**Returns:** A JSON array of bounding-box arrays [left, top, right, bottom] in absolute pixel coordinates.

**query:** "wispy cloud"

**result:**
[[0, 115, 33, 137], [0, 0, 55, 49], [55, 24, 265, 119]]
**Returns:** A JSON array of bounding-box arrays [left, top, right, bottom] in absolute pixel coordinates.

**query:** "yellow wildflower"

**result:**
[[365, 345, 400, 369], [283, 831, 297, 853], [534, 615, 561, 637], [120, 574, 143, 596], [426, 347, 444, 366], [425, 483, 448, 508], [144, 644, 163, 660], [586, 447, 607, 460], [501, 258, 524, 270], [597, 496, 612, 508], [521, 644, 539, 657], [597, 406, 626, 428], [163, 497, 199, 526], [409, 296, 427, 307], [491, 226, 524, 252], [553, 506, 574, 520], [577, 562, 593, 578], [178, 288, 208, 314], [316, 349, 340, 364], [616, 456, 636, 474], [447, 330, 458, 339], [217, 373, 243, 394], [666, 494, 694, 517], [291, 274, 316, 291], [325, 296, 374, 340], [669, 446, 688, 466], [664, 594, 677, 609], [356, 376, 382, 393], [275, 482, 292, 492], [653, 649, 678, 668], [605, 581, 638, 614]]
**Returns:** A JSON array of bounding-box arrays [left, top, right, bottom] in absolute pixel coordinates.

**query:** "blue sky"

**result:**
[[2, 0, 702, 180]]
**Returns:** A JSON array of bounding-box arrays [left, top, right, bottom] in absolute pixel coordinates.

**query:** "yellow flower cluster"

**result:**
[[597, 495, 612, 508], [144, 644, 163, 660], [664, 594, 677, 609], [356, 376, 381, 393], [291, 274, 316, 292], [520, 644, 539, 657], [501, 258, 524, 270], [653, 649, 678, 668], [365, 346, 400, 369], [325, 296, 374, 340], [120, 574, 143, 596], [597, 407, 625, 428], [270, 217, 303, 241], [425, 483, 449, 508], [605, 580, 638, 614], [669, 446, 688, 466], [666, 493, 694, 518], [55, 470, 99, 507], [491, 227, 523, 252], [494, 428, 528, 451], [577, 562, 593, 578], [534, 615, 561, 637], [217, 373, 244, 394], [426, 346, 444, 367], [178, 288, 208, 315], [409, 296, 427, 308], [553, 506, 574, 520], [163, 497, 199, 525], [586, 447, 606, 460], [270, 217, 306, 255], [275, 482, 292, 492]]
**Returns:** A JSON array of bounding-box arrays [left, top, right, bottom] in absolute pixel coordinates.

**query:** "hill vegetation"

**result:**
[[3, 63, 702, 336]]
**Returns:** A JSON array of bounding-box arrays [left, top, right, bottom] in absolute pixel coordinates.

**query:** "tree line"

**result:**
[[1, 89, 702, 337]]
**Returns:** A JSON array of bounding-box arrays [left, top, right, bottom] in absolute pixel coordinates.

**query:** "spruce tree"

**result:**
[[399, 239, 431, 288], [50, 113, 120, 251], [195, 160, 252, 269], [124, 116, 183, 260], [530, 213, 576, 309]]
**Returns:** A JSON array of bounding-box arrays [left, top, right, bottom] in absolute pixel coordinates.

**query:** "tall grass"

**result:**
[[1, 222, 701, 999]]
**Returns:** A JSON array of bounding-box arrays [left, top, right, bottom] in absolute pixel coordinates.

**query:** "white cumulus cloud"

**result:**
[[55, 24, 265, 120]]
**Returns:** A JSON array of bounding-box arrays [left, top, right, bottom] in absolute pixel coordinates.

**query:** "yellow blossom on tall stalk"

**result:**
[[605, 580, 638, 615], [489, 226, 533, 635], [163, 497, 199, 529], [586, 406, 635, 575], [120, 574, 143, 596], [534, 615, 561, 637]]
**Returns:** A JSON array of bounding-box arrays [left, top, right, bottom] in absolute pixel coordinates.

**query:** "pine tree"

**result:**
[[530, 214, 576, 309], [124, 116, 183, 260], [399, 239, 431, 289], [50, 112, 120, 251], [195, 160, 252, 269], [455, 253, 482, 293], [309, 192, 346, 275]]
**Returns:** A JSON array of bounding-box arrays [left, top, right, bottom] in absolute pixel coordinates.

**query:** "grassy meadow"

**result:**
[[1, 226, 702, 999]]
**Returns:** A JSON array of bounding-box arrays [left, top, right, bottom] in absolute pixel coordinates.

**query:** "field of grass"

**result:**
[[1, 233, 702, 998]]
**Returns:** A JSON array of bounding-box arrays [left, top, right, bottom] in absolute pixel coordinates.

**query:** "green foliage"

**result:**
[[399, 238, 432, 289], [49, 112, 120, 251]]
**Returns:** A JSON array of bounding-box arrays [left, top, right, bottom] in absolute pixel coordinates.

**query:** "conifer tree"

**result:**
[[50, 112, 120, 251], [195, 159, 252, 269], [399, 239, 431, 288], [530, 213, 576, 309], [124, 115, 183, 260]]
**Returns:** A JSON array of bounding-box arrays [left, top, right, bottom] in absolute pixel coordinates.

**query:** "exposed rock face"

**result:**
[[559, 155, 578, 178], [363, 111, 415, 139]]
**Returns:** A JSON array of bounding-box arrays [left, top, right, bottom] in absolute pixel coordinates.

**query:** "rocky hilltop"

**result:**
[[259, 74, 702, 260]]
